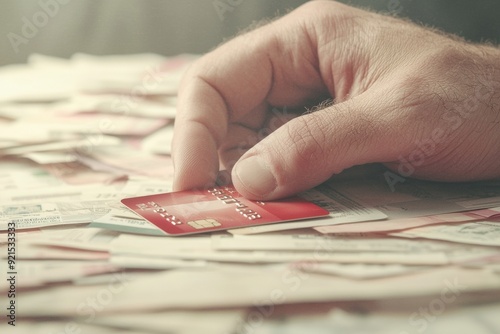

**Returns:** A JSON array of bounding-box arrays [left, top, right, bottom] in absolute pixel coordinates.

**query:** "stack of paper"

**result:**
[[0, 54, 499, 333]]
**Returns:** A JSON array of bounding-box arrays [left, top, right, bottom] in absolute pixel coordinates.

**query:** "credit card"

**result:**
[[121, 185, 330, 236]]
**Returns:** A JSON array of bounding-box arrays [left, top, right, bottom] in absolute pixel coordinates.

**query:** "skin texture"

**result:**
[[172, 0, 500, 200]]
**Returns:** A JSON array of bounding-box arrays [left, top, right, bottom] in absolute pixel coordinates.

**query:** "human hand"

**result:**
[[172, 0, 500, 200]]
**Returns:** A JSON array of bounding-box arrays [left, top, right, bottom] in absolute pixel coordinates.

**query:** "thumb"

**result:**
[[231, 97, 399, 200]]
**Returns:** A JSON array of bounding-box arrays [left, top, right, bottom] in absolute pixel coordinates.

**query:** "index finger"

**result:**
[[171, 31, 274, 191]]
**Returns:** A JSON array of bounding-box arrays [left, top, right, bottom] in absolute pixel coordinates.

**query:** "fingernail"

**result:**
[[233, 156, 277, 198]]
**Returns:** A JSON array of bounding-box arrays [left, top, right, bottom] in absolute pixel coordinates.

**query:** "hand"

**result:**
[[172, 0, 500, 200]]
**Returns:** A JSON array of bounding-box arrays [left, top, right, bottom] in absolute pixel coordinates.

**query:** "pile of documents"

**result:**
[[1, 54, 499, 334]]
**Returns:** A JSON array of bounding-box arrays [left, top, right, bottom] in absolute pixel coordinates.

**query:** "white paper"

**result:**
[[391, 220, 500, 247]]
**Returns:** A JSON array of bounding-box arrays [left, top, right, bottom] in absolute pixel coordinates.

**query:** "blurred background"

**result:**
[[1, 0, 499, 66]]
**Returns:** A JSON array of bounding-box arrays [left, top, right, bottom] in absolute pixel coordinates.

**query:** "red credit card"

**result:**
[[121, 185, 330, 236]]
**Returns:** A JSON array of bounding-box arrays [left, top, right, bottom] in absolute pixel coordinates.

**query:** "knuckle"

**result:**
[[282, 114, 329, 168]]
